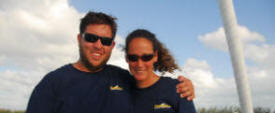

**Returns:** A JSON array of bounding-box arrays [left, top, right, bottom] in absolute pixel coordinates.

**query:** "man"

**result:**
[[26, 11, 194, 113]]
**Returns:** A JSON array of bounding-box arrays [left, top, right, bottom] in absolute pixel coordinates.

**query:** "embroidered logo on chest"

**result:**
[[154, 102, 172, 109], [110, 85, 123, 91]]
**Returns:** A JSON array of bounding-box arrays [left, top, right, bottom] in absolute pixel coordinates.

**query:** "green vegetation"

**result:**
[[197, 106, 274, 113], [1, 107, 274, 113], [0, 109, 24, 113]]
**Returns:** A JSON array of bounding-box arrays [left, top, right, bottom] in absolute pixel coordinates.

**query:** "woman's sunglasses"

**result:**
[[127, 54, 154, 62], [82, 33, 113, 46]]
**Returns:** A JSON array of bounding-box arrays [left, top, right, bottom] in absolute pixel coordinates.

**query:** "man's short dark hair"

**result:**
[[80, 11, 117, 38]]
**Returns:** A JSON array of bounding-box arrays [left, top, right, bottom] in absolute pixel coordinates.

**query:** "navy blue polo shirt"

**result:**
[[131, 77, 196, 113], [26, 64, 134, 113]]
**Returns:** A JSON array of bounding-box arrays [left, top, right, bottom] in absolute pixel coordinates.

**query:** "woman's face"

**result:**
[[126, 38, 158, 81]]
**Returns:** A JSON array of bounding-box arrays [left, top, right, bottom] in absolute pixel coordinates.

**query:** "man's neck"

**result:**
[[73, 60, 103, 73]]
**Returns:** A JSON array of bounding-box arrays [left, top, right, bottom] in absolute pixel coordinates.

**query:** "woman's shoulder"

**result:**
[[156, 76, 179, 93], [156, 76, 182, 103], [160, 76, 179, 86]]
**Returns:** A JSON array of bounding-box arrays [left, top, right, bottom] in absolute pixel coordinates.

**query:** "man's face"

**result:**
[[78, 24, 115, 71]]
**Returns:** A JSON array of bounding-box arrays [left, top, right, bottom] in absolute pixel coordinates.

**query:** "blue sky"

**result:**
[[0, 0, 274, 110]]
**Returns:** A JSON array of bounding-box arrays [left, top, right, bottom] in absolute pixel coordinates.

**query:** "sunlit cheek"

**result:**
[[129, 62, 138, 73], [129, 62, 136, 69], [145, 62, 154, 71], [83, 43, 93, 52], [80, 44, 88, 54], [103, 47, 113, 55]]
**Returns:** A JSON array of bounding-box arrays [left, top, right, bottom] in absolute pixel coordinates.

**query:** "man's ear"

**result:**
[[125, 54, 129, 63], [77, 34, 82, 43], [111, 41, 116, 49]]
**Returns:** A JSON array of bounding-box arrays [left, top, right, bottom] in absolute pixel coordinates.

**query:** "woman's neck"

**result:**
[[136, 73, 160, 89]]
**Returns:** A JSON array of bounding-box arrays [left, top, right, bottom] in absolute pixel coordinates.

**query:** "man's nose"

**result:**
[[93, 39, 103, 48]]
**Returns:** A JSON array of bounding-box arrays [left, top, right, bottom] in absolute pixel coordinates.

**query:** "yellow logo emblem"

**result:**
[[110, 85, 123, 91], [154, 103, 172, 109]]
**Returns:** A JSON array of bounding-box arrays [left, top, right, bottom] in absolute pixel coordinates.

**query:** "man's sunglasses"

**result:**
[[127, 54, 154, 62], [82, 33, 113, 46]]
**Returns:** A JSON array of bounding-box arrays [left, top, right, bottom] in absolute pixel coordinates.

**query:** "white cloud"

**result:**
[[197, 26, 275, 109], [0, 0, 80, 71], [245, 44, 275, 67], [0, 70, 43, 109], [198, 27, 228, 51], [198, 26, 265, 52], [0, 55, 7, 65], [184, 59, 218, 88], [198, 25, 274, 68], [107, 35, 128, 69], [183, 58, 275, 109]]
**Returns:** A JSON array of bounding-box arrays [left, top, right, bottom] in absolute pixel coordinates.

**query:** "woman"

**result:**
[[125, 29, 196, 113]]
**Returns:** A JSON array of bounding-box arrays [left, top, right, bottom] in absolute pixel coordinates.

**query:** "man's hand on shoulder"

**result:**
[[176, 76, 195, 101]]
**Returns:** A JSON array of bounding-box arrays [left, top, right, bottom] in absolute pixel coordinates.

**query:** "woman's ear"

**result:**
[[153, 51, 158, 62]]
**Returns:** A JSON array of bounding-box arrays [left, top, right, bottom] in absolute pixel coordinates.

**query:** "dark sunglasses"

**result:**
[[127, 54, 154, 62], [82, 33, 113, 46]]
